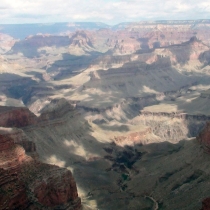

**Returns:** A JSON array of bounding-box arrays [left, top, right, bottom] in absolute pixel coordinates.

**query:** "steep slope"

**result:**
[[68, 31, 96, 55], [1, 99, 208, 209], [10, 35, 71, 58], [3, 101, 210, 209], [0, 126, 81, 209], [197, 121, 210, 152]]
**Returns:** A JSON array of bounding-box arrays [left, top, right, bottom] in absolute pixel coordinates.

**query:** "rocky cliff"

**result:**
[[197, 122, 210, 152], [201, 197, 210, 210], [0, 126, 81, 210], [113, 127, 159, 146], [0, 107, 37, 128], [197, 122, 210, 210]]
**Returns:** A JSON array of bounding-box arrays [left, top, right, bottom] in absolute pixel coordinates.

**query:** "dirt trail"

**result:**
[[145, 196, 158, 210]]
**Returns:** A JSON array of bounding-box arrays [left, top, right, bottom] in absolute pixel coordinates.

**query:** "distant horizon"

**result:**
[[1, 19, 210, 26]]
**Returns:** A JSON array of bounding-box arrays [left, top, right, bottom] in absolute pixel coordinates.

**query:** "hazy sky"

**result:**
[[1, 0, 210, 24]]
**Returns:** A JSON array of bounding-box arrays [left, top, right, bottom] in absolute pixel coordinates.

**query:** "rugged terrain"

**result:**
[[0, 124, 81, 210], [1, 20, 210, 209]]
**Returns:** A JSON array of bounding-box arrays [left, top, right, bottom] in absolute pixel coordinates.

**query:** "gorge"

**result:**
[[1, 20, 210, 209]]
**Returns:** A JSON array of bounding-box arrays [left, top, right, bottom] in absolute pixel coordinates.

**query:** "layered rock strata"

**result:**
[[113, 127, 158, 146], [0, 127, 81, 210], [0, 107, 37, 128]]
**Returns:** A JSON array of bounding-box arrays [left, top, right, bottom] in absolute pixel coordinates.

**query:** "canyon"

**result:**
[[1, 20, 210, 209]]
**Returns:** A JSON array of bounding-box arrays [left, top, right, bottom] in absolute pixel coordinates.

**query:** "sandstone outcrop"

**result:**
[[0, 127, 81, 210], [0, 127, 38, 161], [113, 127, 157, 146], [0, 106, 37, 128], [69, 30, 95, 55]]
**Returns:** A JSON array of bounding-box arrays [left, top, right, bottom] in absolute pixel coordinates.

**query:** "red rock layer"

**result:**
[[114, 127, 153, 146], [0, 169, 30, 210], [0, 107, 37, 128], [33, 166, 80, 208], [197, 122, 210, 152], [0, 131, 32, 209], [0, 129, 81, 210], [197, 123, 210, 209], [201, 198, 210, 210]]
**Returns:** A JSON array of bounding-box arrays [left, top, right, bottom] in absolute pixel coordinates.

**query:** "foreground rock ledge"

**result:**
[[0, 128, 81, 210]]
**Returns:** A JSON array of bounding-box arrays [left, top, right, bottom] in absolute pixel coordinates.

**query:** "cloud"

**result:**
[[0, 0, 210, 24], [14, 14, 51, 19], [0, 6, 10, 10]]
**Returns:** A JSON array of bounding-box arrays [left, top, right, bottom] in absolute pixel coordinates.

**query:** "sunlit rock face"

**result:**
[[113, 127, 160, 146], [0, 33, 16, 53]]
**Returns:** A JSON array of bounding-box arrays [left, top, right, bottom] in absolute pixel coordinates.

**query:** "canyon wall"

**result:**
[[0, 126, 81, 209], [197, 122, 210, 152]]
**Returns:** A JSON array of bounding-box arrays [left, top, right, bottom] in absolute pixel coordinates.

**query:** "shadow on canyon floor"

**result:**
[[40, 125, 210, 210], [45, 52, 102, 81], [23, 107, 209, 210], [0, 103, 210, 209]]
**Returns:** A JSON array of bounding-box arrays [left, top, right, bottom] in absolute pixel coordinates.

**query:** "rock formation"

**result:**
[[0, 127, 81, 210], [0, 33, 16, 53], [198, 122, 210, 210], [113, 127, 158, 146], [197, 122, 210, 152], [0, 107, 37, 128], [10, 35, 71, 57], [201, 197, 210, 210]]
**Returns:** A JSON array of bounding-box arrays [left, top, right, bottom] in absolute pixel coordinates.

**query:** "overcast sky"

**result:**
[[0, 0, 210, 25]]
